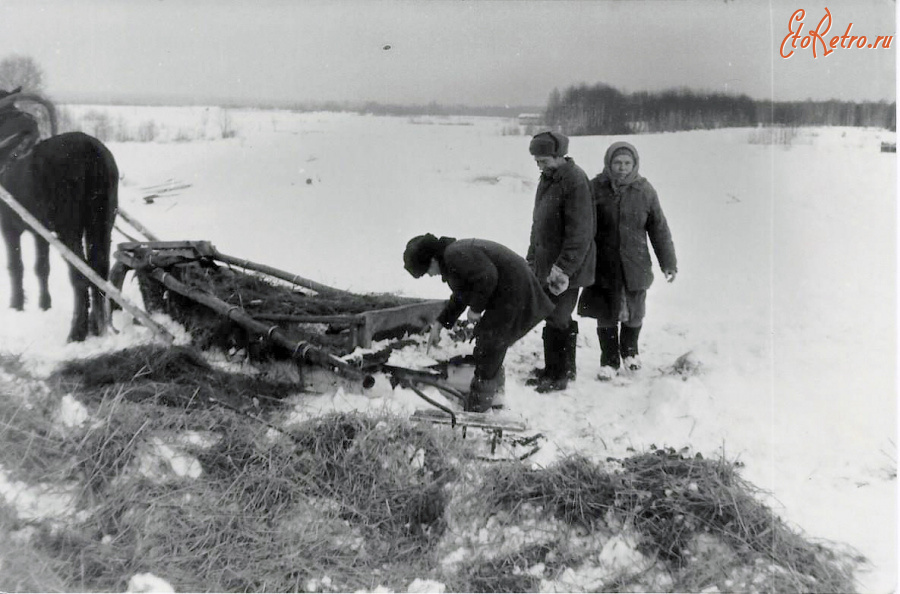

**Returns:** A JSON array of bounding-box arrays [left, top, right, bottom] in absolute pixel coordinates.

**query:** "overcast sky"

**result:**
[[0, 0, 895, 106]]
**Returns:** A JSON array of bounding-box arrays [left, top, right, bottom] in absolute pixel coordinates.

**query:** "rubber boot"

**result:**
[[620, 324, 642, 371], [565, 320, 578, 381], [535, 326, 568, 393]]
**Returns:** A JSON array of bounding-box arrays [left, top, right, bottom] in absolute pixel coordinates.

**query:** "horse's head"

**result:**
[[0, 89, 23, 130], [0, 91, 57, 136]]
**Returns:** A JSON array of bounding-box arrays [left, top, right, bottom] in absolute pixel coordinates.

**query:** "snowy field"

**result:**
[[0, 107, 896, 592]]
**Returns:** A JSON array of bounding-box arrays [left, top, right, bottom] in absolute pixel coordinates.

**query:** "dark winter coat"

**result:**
[[526, 157, 596, 288], [579, 142, 677, 316], [436, 238, 554, 346]]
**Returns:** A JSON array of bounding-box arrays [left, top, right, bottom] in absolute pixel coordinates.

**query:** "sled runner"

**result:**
[[382, 359, 542, 460]]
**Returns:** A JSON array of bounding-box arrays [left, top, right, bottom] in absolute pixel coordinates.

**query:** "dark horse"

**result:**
[[0, 92, 118, 342]]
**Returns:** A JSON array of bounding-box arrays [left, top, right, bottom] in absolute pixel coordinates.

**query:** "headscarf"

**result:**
[[403, 233, 456, 278], [600, 141, 642, 194]]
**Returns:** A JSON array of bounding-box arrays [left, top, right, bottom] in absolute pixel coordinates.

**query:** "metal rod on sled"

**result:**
[[0, 183, 175, 344]]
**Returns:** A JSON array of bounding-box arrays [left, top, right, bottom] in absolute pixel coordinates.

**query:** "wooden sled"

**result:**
[[110, 239, 446, 388]]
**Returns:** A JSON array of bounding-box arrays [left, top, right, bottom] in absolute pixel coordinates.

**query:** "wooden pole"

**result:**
[[117, 207, 160, 241], [0, 183, 175, 344], [210, 249, 353, 297]]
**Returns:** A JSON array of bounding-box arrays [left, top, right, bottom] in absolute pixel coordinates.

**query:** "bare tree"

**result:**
[[0, 54, 44, 94]]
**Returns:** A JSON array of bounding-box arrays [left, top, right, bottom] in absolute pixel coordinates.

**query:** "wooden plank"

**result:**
[[116, 240, 211, 252], [358, 300, 446, 347], [410, 408, 527, 432], [252, 313, 364, 326]]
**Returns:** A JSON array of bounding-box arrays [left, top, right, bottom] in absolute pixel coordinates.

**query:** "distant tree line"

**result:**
[[358, 101, 539, 118], [544, 83, 896, 134]]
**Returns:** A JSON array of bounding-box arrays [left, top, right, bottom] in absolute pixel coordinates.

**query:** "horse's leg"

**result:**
[[34, 234, 51, 310], [60, 232, 90, 342], [1, 223, 25, 310]]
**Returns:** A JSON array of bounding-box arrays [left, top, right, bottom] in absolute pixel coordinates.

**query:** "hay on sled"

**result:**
[[119, 243, 444, 360]]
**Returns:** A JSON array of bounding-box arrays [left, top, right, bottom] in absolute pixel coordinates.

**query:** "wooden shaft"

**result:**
[[211, 250, 351, 296], [116, 207, 160, 241], [0, 183, 175, 344]]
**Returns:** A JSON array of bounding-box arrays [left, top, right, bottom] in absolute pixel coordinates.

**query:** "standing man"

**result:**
[[525, 131, 596, 393]]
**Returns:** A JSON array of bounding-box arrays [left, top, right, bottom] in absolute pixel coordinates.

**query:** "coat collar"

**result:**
[[542, 157, 575, 182]]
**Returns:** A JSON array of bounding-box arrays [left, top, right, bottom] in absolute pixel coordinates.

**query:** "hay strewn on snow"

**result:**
[[0, 349, 862, 593], [50, 344, 301, 411]]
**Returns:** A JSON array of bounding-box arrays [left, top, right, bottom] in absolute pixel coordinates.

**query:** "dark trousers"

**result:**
[[473, 337, 507, 381], [544, 285, 580, 330]]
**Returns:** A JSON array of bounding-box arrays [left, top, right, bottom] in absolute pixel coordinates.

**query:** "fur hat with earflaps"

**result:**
[[403, 233, 456, 278], [529, 131, 569, 157]]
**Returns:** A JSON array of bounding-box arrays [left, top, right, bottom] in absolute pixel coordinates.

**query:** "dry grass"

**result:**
[[0, 348, 863, 593], [0, 362, 478, 592], [480, 448, 859, 593], [50, 344, 300, 410]]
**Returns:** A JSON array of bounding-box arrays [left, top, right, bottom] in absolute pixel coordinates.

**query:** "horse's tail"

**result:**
[[84, 137, 119, 280], [81, 136, 118, 336]]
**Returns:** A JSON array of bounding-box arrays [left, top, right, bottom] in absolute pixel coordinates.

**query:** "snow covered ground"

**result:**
[[0, 108, 896, 592]]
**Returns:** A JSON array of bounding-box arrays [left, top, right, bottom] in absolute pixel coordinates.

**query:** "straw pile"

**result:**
[[51, 344, 300, 410], [480, 448, 858, 592]]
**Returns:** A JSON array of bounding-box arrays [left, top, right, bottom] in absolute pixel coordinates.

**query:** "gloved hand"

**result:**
[[547, 264, 569, 296], [664, 270, 677, 283], [467, 308, 483, 323]]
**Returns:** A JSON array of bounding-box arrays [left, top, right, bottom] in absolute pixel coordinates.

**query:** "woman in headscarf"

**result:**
[[404, 234, 553, 412], [578, 141, 678, 380]]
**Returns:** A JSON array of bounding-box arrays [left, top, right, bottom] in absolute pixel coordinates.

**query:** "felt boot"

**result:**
[[620, 324, 642, 371], [565, 320, 578, 381], [526, 327, 552, 385], [534, 326, 568, 393], [597, 326, 620, 380], [468, 366, 505, 413]]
